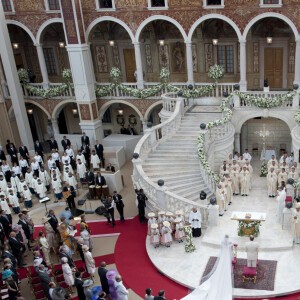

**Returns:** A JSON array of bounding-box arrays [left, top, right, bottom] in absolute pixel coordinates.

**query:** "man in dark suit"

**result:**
[[106, 163, 115, 173], [85, 170, 95, 186], [59, 247, 74, 267], [5, 140, 14, 154], [120, 125, 127, 134], [8, 143, 18, 164], [127, 125, 135, 135], [154, 290, 167, 300], [81, 132, 90, 146], [61, 136, 71, 151], [0, 148, 6, 165], [77, 239, 85, 262], [75, 272, 86, 300], [0, 210, 12, 238], [19, 143, 29, 162], [98, 262, 109, 295], [81, 142, 90, 169], [9, 231, 24, 268], [17, 213, 31, 248], [95, 140, 104, 168], [49, 137, 59, 151], [34, 140, 44, 160], [37, 264, 51, 299], [113, 191, 124, 222], [47, 210, 58, 233], [95, 172, 106, 187], [1, 244, 16, 267]]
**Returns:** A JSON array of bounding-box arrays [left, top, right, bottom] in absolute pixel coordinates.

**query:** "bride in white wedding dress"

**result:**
[[182, 235, 233, 300]]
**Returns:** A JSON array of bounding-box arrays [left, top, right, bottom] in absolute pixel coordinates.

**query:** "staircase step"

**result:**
[[167, 180, 205, 191], [145, 170, 200, 177]]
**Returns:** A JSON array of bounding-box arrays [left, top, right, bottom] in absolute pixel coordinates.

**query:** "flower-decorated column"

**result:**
[[239, 40, 247, 92], [60, 0, 102, 145], [185, 41, 194, 86], [183, 225, 196, 253], [134, 42, 144, 89]]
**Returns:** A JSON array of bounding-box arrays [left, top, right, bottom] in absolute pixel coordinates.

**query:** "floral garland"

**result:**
[[208, 64, 225, 81], [235, 90, 296, 108], [295, 110, 300, 125], [183, 226, 196, 253], [260, 161, 268, 177], [18, 68, 73, 99], [238, 220, 261, 237], [293, 178, 300, 189]]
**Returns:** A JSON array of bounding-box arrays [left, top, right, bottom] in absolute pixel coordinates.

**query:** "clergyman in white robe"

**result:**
[[276, 187, 286, 224], [189, 208, 201, 237]]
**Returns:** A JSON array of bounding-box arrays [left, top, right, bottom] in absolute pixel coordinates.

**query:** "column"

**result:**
[[185, 41, 194, 86], [0, 4, 33, 149], [51, 119, 60, 136], [87, 43, 96, 82], [294, 40, 300, 88], [241, 123, 248, 153], [133, 42, 144, 89], [239, 40, 247, 92], [35, 44, 49, 89], [234, 132, 241, 153]]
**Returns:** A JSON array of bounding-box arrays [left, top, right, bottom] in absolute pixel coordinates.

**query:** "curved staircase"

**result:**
[[142, 110, 222, 204]]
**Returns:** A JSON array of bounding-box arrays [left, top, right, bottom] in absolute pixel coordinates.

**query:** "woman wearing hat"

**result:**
[[161, 221, 173, 247], [80, 224, 93, 251], [82, 245, 95, 277], [39, 231, 51, 266], [174, 218, 185, 243], [147, 212, 157, 236], [62, 256, 75, 293], [42, 216, 56, 253], [166, 212, 175, 231], [150, 223, 160, 248], [3, 269, 19, 300], [106, 269, 118, 300], [22, 209, 35, 242], [158, 211, 166, 234], [58, 221, 71, 249], [83, 279, 94, 300], [175, 210, 185, 223]]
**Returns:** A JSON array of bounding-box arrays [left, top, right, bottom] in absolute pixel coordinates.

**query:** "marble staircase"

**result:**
[[143, 110, 222, 204]]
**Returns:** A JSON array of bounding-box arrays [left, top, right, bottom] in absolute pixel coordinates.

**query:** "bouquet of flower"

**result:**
[[295, 110, 300, 125], [159, 68, 170, 80], [110, 67, 122, 80], [62, 69, 72, 82], [293, 178, 300, 189], [208, 65, 224, 81], [18, 68, 29, 82], [260, 161, 268, 177]]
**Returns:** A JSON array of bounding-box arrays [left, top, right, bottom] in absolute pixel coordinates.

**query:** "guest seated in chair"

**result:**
[[106, 163, 115, 173]]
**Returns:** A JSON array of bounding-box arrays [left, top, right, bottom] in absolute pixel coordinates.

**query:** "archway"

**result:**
[[189, 17, 240, 83], [138, 18, 187, 82], [88, 20, 135, 83], [144, 101, 163, 125], [39, 22, 69, 82], [244, 15, 297, 89], [7, 24, 41, 82], [99, 101, 143, 136]]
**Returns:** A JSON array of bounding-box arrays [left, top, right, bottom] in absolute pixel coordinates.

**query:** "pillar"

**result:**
[[234, 132, 241, 153], [35, 44, 49, 89], [133, 42, 144, 89], [239, 40, 247, 92], [294, 40, 300, 88], [87, 43, 96, 82], [0, 4, 33, 149], [241, 122, 248, 153], [60, 0, 102, 145], [185, 41, 194, 85], [51, 119, 60, 136]]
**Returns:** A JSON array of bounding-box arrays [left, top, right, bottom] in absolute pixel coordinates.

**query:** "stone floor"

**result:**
[[146, 156, 300, 298]]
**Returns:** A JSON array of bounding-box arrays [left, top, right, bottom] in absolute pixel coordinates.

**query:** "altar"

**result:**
[[260, 150, 276, 161], [231, 211, 266, 237]]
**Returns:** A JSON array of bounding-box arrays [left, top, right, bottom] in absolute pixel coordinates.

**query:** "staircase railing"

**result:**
[[132, 92, 209, 224]]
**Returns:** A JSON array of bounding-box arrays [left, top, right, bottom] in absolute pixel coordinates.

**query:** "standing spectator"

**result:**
[[6, 140, 14, 154], [81, 142, 90, 169], [49, 282, 56, 299], [81, 132, 90, 146], [47, 210, 59, 233], [0, 209, 12, 238], [83, 279, 93, 300], [105, 196, 115, 228], [49, 137, 59, 151], [82, 245, 95, 277], [3, 270, 19, 300], [106, 269, 118, 300], [127, 125, 135, 135], [39, 231, 51, 266], [120, 125, 127, 134], [76, 238, 85, 263], [154, 290, 167, 300], [61, 136, 71, 151], [42, 216, 56, 253], [1, 244, 16, 267], [80, 224, 93, 250], [37, 264, 51, 299], [80, 215, 90, 233], [59, 246, 74, 268], [145, 288, 154, 300], [115, 275, 128, 300], [137, 190, 147, 224], [61, 257, 75, 293], [113, 191, 124, 223], [34, 140, 44, 162], [9, 231, 24, 268], [98, 262, 109, 295], [52, 286, 66, 300], [74, 271, 85, 300], [17, 213, 30, 249], [0, 146, 7, 165], [95, 140, 104, 168], [63, 187, 76, 209], [19, 143, 29, 162], [8, 143, 18, 165]]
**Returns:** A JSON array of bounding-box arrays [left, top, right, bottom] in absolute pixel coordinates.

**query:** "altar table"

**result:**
[[231, 212, 266, 237], [260, 149, 276, 161]]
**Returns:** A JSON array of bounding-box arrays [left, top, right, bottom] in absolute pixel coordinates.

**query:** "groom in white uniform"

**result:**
[[245, 235, 259, 267]]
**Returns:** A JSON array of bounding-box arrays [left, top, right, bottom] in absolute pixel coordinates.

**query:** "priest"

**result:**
[[239, 166, 250, 196], [243, 149, 252, 162], [230, 167, 239, 195], [276, 186, 286, 224], [292, 203, 300, 244], [215, 184, 225, 216], [267, 168, 277, 197], [277, 168, 288, 186], [189, 207, 202, 237], [267, 155, 278, 168]]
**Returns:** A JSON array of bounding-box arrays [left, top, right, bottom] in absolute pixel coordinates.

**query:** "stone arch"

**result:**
[[243, 12, 299, 41], [36, 18, 64, 44], [232, 110, 296, 134], [144, 100, 163, 121], [8, 100, 51, 119], [6, 20, 36, 44], [86, 16, 135, 42], [135, 15, 188, 43], [188, 14, 242, 42], [52, 99, 77, 119], [99, 100, 143, 120]]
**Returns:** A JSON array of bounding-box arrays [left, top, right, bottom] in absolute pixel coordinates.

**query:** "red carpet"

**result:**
[[32, 217, 300, 300]]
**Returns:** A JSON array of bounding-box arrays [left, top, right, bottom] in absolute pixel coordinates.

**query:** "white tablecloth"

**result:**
[[260, 150, 276, 161], [231, 211, 266, 221]]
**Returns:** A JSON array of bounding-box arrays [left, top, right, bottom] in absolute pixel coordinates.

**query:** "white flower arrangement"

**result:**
[[260, 161, 268, 177], [62, 69, 72, 82], [208, 65, 224, 81], [159, 68, 170, 80], [18, 68, 29, 82], [293, 178, 300, 189], [235, 90, 296, 108], [295, 110, 300, 125], [110, 67, 122, 80]]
